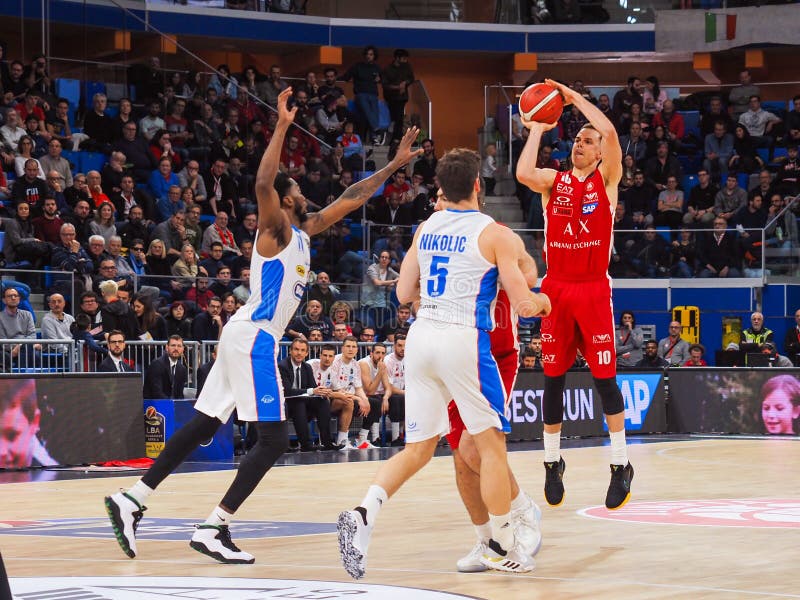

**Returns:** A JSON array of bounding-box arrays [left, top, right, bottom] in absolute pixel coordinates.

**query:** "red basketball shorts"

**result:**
[[539, 277, 617, 379]]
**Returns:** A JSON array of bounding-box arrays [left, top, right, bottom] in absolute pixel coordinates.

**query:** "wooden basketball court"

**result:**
[[2, 437, 799, 599]]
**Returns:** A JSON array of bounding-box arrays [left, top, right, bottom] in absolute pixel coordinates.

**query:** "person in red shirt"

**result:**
[[14, 91, 48, 138], [651, 99, 685, 149], [517, 79, 634, 511], [684, 344, 708, 366], [31, 197, 64, 244], [279, 135, 307, 179], [382, 169, 412, 203]]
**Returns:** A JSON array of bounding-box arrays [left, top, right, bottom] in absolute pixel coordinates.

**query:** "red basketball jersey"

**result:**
[[543, 169, 613, 281], [489, 289, 517, 357]]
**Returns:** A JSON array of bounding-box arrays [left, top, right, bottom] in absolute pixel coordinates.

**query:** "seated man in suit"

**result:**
[[277, 338, 335, 452], [142, 335, 188, 399], [97, 330, 136, 373]]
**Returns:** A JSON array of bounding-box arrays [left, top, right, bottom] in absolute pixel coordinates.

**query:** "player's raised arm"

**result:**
[[516, 118, 559, 195], [302, 127, 423, 237], [255, 88, 296, 234], [545, 78, 622, 185]]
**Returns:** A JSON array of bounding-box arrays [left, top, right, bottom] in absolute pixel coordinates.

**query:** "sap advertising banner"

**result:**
[[669, 368, 800, 435], [507, 370, 667, 440]]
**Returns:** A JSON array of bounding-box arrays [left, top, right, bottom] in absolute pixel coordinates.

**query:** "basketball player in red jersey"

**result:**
[[516, 79, 634, 510], [435, 188, 543, 571]]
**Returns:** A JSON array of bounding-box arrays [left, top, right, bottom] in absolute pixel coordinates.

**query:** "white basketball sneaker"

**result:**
[[456, 540, 489, 573], [512, 492, 543, 557], [480, 539, 535, 573], [189, 524, 255, 564], [104, 491, 146, 558], [337, 508, 373, 579]]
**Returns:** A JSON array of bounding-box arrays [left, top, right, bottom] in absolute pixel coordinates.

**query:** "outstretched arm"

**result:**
[[545, 78, 622, 185], [302, 127, 423, 236], [255, 88, 296, 235]]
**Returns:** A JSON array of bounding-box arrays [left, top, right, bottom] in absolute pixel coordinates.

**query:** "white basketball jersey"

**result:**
[[416, 209, 498, 330], [331, 355, 362, 394], [383, 352, 405, 390], [231, 225, 311, 339], [358, 356, 384, 394], [308, 358, 334, 387]]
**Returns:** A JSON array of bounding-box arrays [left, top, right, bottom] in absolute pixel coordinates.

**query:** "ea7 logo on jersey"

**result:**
[[592, 333, 612, 344], [556, 183, 574, 195], [541, 354, 556, 363]]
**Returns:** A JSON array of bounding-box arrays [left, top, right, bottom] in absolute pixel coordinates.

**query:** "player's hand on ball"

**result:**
[[520, 115, 558, 133], [544, 78, 580, 105]]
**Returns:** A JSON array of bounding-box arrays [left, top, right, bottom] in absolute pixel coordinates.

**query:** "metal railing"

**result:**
[[0, 269, 77, 304], [0, 339, 78, 373]]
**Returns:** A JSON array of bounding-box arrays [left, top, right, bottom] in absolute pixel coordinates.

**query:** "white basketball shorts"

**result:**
[[403, 317, 509, 443]]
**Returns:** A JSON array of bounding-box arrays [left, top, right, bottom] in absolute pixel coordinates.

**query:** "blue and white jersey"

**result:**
[[416, 209, 498, 331], [230, 225, 311, 340]]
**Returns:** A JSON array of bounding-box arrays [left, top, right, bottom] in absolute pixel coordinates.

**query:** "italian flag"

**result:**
[[705, 13, 737, 43]]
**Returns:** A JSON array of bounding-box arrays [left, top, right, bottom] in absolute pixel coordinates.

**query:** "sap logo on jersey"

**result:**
[[582, 202, 598, 215], [603, 373, 663, 431], [592, 333, 612, 344], [9, 577, 471, 599]]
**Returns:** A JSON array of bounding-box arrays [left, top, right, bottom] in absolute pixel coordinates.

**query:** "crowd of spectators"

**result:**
[[0, 48, 432, 296]]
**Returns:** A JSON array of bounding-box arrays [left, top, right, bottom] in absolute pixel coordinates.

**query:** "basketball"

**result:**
[[519, 83, 564, 125]]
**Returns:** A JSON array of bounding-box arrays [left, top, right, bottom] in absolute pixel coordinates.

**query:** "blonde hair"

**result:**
[[98, 279, 119, 297], [329, 300, 351, 321]]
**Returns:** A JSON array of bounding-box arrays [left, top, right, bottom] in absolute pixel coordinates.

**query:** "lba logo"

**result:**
[[603, 373, 663, 431]]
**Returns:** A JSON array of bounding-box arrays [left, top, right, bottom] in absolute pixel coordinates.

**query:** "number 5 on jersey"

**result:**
[[427, 255, 450, 297]]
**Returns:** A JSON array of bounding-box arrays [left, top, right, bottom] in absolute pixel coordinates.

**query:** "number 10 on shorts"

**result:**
[[428, 255, 450, 297], [596, 350, 612, 365]]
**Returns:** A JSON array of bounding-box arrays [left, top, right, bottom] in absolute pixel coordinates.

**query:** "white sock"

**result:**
[[472, 521, 492, 544], [370, 423, 380, 441], [358, 428, 369, 442], [391, 421, 400, 439], [337, 431, 349, 445], [510, 490, 529, 512], [360, 484, 388, 525], [205, 506, 234, 526], [609, 429, 628, 465], [489, 512, 515, 551], [126, 480, 154, 506], [474, 521, 492, 543], [543, 430, 561, 463]]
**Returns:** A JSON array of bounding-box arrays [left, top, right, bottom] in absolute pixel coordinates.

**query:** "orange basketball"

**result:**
[[519, 83, 564, 125]]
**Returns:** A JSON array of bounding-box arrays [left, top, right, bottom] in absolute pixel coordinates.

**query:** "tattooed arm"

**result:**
[[302, 127, 423, 237]]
